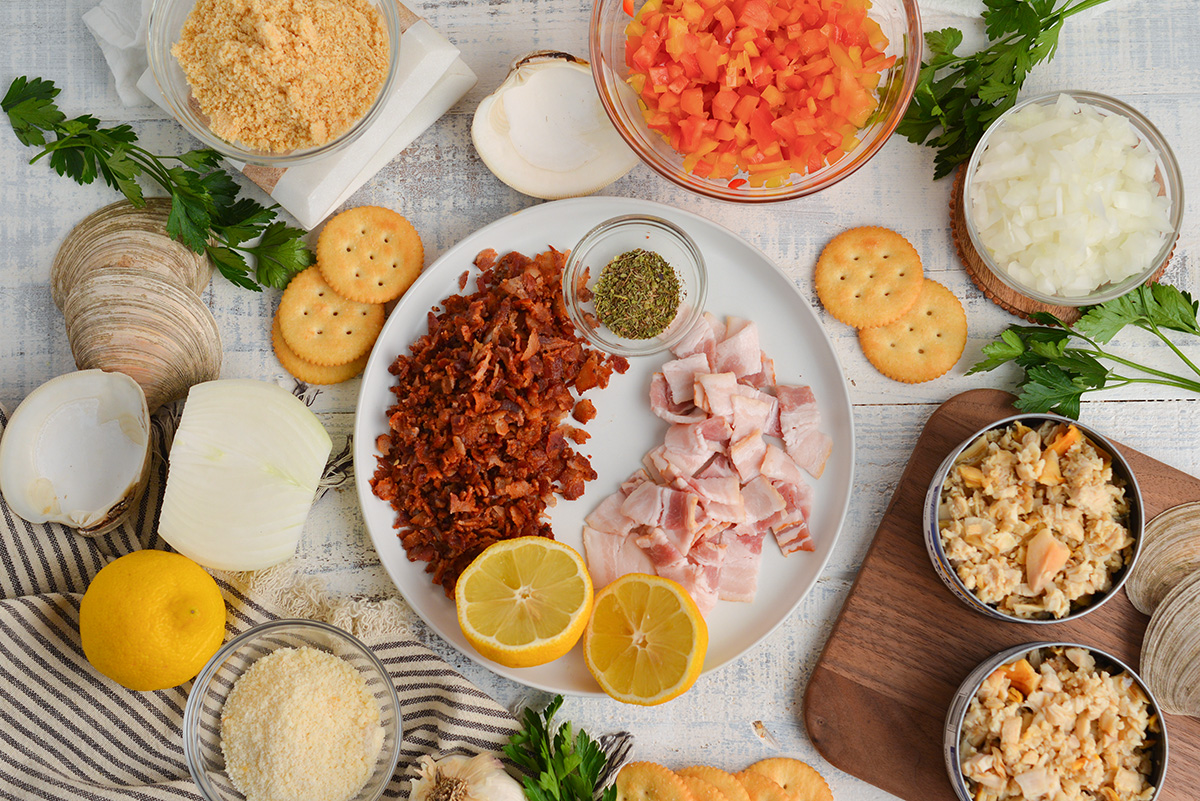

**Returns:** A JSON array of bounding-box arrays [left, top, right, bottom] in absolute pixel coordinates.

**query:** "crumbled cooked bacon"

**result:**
[[370, 248, 629, 595]]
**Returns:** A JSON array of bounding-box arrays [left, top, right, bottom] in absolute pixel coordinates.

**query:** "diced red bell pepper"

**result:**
[[623, 0, 891, 182]]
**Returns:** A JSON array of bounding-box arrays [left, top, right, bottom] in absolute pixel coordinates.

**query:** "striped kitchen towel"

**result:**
[[0, 402, 629, 801]]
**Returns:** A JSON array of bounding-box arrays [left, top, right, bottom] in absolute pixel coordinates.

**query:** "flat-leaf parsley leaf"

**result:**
[[504, 695, 617, 801], [969, 285, 1200, 417], [898, 0, 1113, 178], [1, 76, 313, 290]]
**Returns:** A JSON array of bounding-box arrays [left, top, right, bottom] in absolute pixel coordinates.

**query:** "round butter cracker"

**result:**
[[859, 279, 967, 384], [617, 762, 696, 801], [317, 205, 423, 304], [678, 768, 751, 801], [815, 226, 923, 328], [277, 266, 385, 366], [733, 770, 797, 801], [679, 774, 730, 801], [271, 309, 368, 385], [744, 759, 832, 801]]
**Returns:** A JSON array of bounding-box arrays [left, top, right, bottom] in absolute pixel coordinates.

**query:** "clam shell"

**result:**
[[1141, 569, 1200, 716], [63, 269, 222, 411], [0, 370, 152, 537], [1127, 501, 1200, 615], [51, 198, 212, 310]]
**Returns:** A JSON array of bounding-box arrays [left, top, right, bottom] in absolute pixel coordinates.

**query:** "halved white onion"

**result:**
[[969, 94, 1172, 297], [158, 380, 332, 570]]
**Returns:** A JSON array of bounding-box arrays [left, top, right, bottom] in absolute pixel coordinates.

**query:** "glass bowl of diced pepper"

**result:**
[[589, 0, 921, 201]]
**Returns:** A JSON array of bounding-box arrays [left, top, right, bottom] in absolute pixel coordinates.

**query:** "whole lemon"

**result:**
[[79, 550, 226, 691]]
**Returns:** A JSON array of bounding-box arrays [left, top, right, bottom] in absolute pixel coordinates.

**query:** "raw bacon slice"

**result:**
[[636, 526, 687, 567], [731, 393, 775, 441], [777, 384, 832, 478], [772, 519, 814, 555], [760, 443, 807, 487], [671, 316, 717, 362], [715, 317, 761, 378], [662, 353, 711, 403], [718, 526, 765, 602], [583, 525, 655, 589], [585, 492, 637, 537], [657, 552, 721, 615], [695, 372, 739, 418], [582, 314, 834, 616], [741, 475, 788, 524], [729, 431, 768, 483], [650, 373, 706, 424]]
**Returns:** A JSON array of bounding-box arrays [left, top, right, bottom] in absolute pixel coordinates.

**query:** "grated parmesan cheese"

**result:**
[[220, 646, 385, 801]]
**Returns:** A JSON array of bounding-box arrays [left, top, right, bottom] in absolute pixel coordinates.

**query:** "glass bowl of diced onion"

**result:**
[[962, 91, 1184, 306], [589, 0, 922, 202], [182, 619, 402, 801]]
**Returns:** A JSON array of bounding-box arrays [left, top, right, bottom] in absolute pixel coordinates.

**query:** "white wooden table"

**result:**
[[1, 1, 1197, 799]]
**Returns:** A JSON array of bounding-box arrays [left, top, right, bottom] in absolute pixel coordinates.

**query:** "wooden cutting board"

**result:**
[[804, 389, 1199, 801]]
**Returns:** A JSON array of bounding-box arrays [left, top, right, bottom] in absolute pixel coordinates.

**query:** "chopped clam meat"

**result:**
[[939, 421, 1132, 619], [1025, 528, 1070, 594], [960, 648, 1158, 801]]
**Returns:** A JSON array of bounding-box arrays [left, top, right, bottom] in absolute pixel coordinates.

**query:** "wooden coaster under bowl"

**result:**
[[950, 164, 1171, 324]]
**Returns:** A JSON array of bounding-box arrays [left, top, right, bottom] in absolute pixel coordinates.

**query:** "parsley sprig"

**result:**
[[898, 0, 1113, 178], [2, 76, 313, 290], [504, 695, 617, 801], [969, 285, 1200, 418]]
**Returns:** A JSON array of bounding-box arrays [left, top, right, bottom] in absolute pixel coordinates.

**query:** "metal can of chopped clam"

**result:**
[[923, 413, 1145, 624], [944, 642, 1169, 801]]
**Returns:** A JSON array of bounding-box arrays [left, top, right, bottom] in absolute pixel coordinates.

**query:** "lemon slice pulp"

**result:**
[[583, 573, 708, 705], [454, 537, 593, 668]]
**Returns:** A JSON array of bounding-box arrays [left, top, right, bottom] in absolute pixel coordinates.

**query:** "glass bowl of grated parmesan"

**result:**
[[183, 619, 402, 801]]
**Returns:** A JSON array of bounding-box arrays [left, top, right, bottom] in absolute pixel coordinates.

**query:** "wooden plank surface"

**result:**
[[805, 388, 1200, 801]]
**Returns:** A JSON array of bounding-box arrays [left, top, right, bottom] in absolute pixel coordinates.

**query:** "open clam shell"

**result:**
[[472, 50, 638, 199], [0, 370, 152, 536], [51, 198, 212, 310], [1141, 569, 1200, 716], [63, 269, 222, 411], [1127, 501, 1200, 615]]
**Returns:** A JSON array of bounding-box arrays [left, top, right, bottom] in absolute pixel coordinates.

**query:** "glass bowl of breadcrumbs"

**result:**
[[148, 0, 402, 166], [183, 619, 403, 801]]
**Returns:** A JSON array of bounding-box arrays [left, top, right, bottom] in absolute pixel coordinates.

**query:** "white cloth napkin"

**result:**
[[83, 0, 477, 230]]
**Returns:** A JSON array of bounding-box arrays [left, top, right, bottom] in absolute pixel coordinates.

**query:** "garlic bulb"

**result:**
[[409, 753, 526, 801], [472, 51, 638, 199]]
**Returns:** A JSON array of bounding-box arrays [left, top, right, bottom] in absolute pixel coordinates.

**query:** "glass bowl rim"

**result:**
[[146, 0, 403, 167], [562, 213, 708, 357], [182, 618, 403, 801], [587, 0, 924, 203], [961, 89, 1185, 306]]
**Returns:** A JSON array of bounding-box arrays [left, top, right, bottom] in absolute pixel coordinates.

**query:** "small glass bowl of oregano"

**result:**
[[563, 214, 707, 358]]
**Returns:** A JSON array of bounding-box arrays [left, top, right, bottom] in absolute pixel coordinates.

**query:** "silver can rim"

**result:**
[[944, 640, 1169, 801], [923, 413, 1146, 624]]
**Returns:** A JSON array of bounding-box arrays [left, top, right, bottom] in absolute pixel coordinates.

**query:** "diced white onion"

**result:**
[[158, 380, 332, 570], [968, 95, 1172, 298]]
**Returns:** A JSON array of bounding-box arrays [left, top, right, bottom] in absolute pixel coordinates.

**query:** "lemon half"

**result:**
[[583, 572, 708, 705], [454, 537, 593, 668]]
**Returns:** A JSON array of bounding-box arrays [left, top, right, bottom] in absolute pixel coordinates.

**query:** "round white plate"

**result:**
[[354, 196, 855, 696]]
